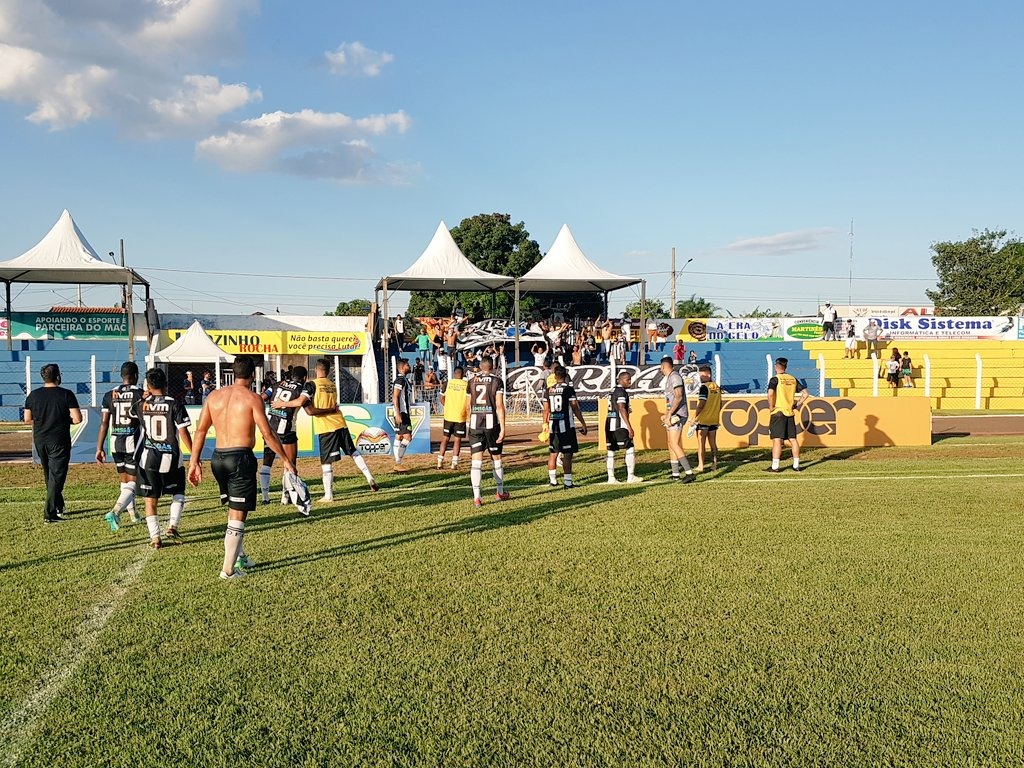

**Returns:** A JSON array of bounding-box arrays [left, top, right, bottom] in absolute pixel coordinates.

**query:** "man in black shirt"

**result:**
[[24, 363, 83, 523], [392, 359, 413, 471], [542, 366, 588, 488]]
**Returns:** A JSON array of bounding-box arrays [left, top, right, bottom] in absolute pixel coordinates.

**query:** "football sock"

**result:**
[[321, 464, 334, 498], [625, 448, 637, 478], [679, 453, 693, 473], [793, 457, 800, 469], [222, 521, 245, 576], [471, 460, 483, 500], [772, 458, 781, 470], [670, 460, 680, 478], [114, 481, 136, 513], [564, 473, 573, 487], [606, 451, 616, 480], [259, 466, 271, 499], [548, 469, 557, 484], [493, 460, 504, 494], [145, 514, 160, 540], [168, 495, 185, 529], [352, 453, 374, 483]]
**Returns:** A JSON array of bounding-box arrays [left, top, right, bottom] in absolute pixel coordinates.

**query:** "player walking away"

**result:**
[[305, 358, 378, 501], [258, 369, 288, 504], [437, 366, 468, 469], [97, 361, 145, 530], [765, 357, 808, 473], [188, 357, 295, 580], [265, 366, 315, 512], [605, 370, 641, 484], [133, 368, 194, 548], [464, 356, 508, 506], [543, 366, 588, 488], [660, 356, 695, 483], [392, 359, 413, 471], [689, 364, 722, 473]]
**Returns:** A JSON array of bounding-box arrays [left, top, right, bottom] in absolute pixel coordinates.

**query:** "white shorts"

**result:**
[[845, 338, 858, 350]]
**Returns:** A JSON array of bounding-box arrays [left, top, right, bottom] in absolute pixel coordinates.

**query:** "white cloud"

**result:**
[[325, 41, 394, 77], [196, 108, 411, 180], [725, 228, 837, 256]]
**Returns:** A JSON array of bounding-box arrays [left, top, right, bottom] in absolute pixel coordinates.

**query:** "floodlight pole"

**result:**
[[121, 239, 135, 362], [4, 282, 11, 352], [382, 278, 390, 394], [639, 279, 647, 365], [670, 248, 676, 319]]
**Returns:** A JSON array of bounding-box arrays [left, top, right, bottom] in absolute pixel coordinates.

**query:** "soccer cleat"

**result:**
[[548, 481, 559, 487], [763, 467, 782, 473], [128, 509, 142, 524], [792, 466, 802, 472], [235, 553, 256, 571], [261, 496, 270, 505], [605, 478, 621, 485], [436, 455, 444, 469], [681, 474, 696, 484], [104, 510, 121, 532], [473, 497, 483, 508], [165, 527, 183, 543], [563, 482, 576, 489], [626, 476, 644, 484], [369, 482, 380, 492], [150, 538, 162, 549], [219, 568, 246, 580], [495, 492, 511, 502]]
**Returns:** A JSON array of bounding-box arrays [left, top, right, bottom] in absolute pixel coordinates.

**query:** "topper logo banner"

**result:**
[[720, 397, 856, 446]]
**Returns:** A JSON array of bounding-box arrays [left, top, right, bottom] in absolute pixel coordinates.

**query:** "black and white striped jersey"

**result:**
[[546, 382, 577, 433], [133, 395, 191, 473], [467, 373, 503, 432], [101, 384, 144, 454], [268, 379, 313, 435], [393, 373, 412, 415], [606, 385, 630, 431]]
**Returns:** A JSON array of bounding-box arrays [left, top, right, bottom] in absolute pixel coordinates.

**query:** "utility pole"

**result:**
[[670, 247, 676, 318]]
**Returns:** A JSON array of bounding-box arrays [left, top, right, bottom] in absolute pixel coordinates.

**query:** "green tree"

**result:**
[[407, 213, 603, 320], [675, 294, 720, 318], [926, 230, 1024, 314], [324, 298, 372, 317], [623, 299, 668, 319], [742, 306, 788, 318]]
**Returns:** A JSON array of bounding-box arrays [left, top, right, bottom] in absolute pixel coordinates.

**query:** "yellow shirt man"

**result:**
[[442, 377, 468, 424], [769, 373, 801, 417], [309, 376, 347, 434], [696, 380, 722, 426]]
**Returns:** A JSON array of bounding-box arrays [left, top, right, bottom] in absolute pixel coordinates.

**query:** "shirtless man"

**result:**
[[188, 356, 295, 580], [600, 318, 613, 363]]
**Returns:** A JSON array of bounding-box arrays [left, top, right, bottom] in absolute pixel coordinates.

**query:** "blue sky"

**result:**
[[1, 0, 1021, 317]]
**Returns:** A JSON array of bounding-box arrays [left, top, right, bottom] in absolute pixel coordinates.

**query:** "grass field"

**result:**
[[2, 438, 1023, 767]]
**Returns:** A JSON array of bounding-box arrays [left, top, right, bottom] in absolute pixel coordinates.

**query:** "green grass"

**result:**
[[2, 441, 1023, 767]]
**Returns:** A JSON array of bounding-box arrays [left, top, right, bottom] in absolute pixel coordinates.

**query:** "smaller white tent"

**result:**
[[375, 221, 510, 292], [151, 320, 234, 364], [516, 224, 640, 293]]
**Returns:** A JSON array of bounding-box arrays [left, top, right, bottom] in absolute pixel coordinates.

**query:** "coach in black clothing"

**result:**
[[24, 364, 83, 523]]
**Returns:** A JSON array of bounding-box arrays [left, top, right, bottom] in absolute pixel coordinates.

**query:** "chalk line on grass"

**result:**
[[0, 548, 153, 768]]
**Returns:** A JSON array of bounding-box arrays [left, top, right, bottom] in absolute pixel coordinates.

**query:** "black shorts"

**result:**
[[211, 448, 258, 512], [469, 428, 503, 456], [442, 420, 466, 437], [769, 412, 798, 441], [137, 464, 185, 499], [262, 431, 297, 465], [605, 427, 633, 451], [697, 424, 719, 433], [395, 412, 412, 437], [112, 451, 137, 476], [318, 428, 358, 463], [549, 428, 579, 454]]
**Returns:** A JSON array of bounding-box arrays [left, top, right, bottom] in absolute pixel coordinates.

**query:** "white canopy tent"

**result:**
[[0, 209, 149, 352], [149, 320, 235, 388], [375, 221, 512, 385]]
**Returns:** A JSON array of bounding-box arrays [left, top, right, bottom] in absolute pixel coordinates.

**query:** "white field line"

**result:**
[[0, 548, 153, 768]]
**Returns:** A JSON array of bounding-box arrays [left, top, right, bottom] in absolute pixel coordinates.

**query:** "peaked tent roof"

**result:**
[[516, 224, 640, 293], [152, 320, 234, 363], [376, 221, 510, 292], [0, 209, 148, 286]]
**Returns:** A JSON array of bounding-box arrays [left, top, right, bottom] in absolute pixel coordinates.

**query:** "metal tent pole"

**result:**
[[513, 278, 521, 366]]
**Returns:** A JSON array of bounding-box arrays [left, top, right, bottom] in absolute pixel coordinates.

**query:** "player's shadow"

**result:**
[[640, 400, 663, 449], [255, 485, 648, 573], [0, 536, 148, 573], [863, 415, 894, 447]]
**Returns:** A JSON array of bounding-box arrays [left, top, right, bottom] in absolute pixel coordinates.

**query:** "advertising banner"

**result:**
[[506, 365, 703, 399], [65, 402, 431, 464], [1, 311, 127, 340], [161, 329, 369, 356], [284, 331, 367, 356], [847, 316, 1018, 341], [162, 329, 286, 355], [670, 317, 825, 343], [598, 396, 931, 450]]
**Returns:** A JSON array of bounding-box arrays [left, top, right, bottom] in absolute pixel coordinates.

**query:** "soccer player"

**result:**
[[133, 368, 194, 548], [688, 364, 722, 473], [392, 359, 413, 471], [265, 365, 315, 511], [660, 356, 695, 483], [765, 357, 808, 473], [304, 358, 378, 501], [542, 365, 588, 488], [464, 356, 509, 506], [188, 356, 295, 579], [96, 361, 144, 530], [605, 369, 641, 484], [437, 366, 468, 469]]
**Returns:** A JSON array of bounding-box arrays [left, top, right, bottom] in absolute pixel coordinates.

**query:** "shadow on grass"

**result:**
[[254, 484, 648, 574]]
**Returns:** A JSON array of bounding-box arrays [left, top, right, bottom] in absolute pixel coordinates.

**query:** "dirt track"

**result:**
[[931, 414, 1024, 437]]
